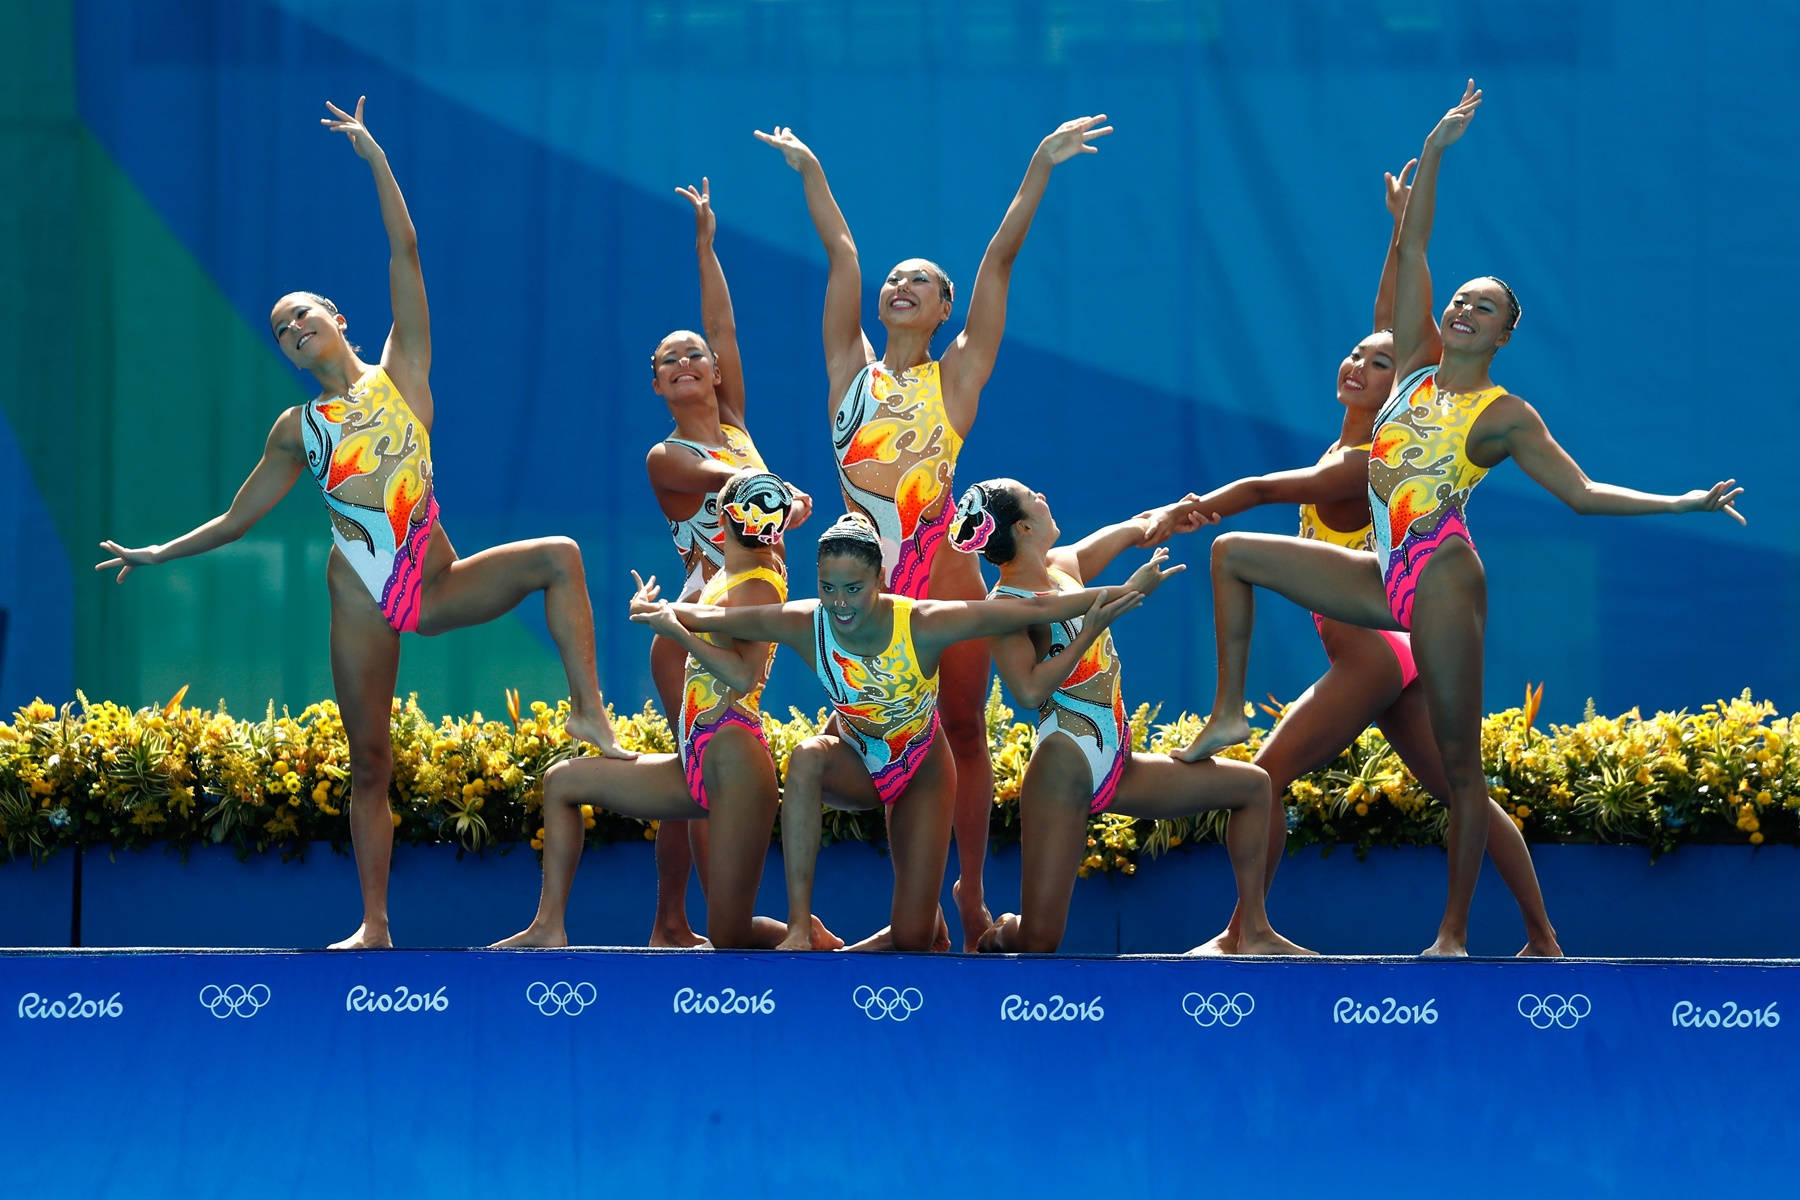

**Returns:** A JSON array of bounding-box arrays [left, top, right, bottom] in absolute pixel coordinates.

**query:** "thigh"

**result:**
[[416, 532, 573, 635], [327, 552, 402, 761], [885, 732, 956, 920], [1254, 629, 1403, 790], [1408, 542, 1488, 775], [1219, 533, 1399, 631], [549, 753, 696, 819], [808, 722, 888, 812], [1110, 753, 1268, 821]]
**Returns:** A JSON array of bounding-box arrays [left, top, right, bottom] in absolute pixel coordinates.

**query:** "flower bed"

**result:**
[[2, 685, 1793, 871]]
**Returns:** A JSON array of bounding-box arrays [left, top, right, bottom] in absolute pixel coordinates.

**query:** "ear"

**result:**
[[1495, 327, 1512, 350]]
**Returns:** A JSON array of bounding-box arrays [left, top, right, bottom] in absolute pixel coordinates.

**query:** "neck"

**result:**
[[997, 549, 1053, 591], [722, 542, 781, 576], [668, 397, 726, 444], [880, 327, 935, 371], [309, 352, 372, 398], [1338, 406, 1377, 446], [1433, 348, 1495, 393]]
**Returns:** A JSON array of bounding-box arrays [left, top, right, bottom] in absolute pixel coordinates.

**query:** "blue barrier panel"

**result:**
[[3, 949, 1793, 1198]]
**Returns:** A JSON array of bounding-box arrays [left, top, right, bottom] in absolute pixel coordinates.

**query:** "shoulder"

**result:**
[[728, 575, 783, 608]]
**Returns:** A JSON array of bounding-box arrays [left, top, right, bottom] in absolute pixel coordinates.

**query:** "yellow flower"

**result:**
[[1353, 802, 1369, 817], [1515, 805, 1532, 819], [1750, 832, 1765, 845], [390, 811, 402, 828]]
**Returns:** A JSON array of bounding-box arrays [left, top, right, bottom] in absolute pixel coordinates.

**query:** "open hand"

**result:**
[[1424, 80, 1482, 153], [753, 126, 818, 172], [322, 96, 383, 160], [629, 570, 663, 616], [785, 487, 814, 531], [95, 540, 160, 584], [1037, 114, 1113, 166], [1124, 546, 1186, 596], [1682, 480, 1747, 525], [676, 177, 717, 242]]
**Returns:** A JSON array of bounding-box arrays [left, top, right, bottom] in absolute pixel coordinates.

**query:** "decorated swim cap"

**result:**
[[819, 511, 881, 548], [722, 471, 793, 545], [948, 483, 996, 553]]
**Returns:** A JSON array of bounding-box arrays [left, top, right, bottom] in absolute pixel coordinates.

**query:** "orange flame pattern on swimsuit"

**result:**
[[1368, 367, 1506, 562]]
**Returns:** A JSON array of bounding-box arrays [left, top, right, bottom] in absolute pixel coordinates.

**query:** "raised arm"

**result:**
[[96, 409, 308, 582], [1484, 398, 1746, 523], [940, 115, 1112, 413], [676, 178, 746, 428], [988, 590, 1143, 710], [323, 98, 429, 408], [1394, 82, 1480, 377], [1373, 158, 1417, 332], [754, 127, 873, 391]]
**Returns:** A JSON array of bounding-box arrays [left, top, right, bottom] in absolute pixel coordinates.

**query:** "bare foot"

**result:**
[[491, 923, 569, 948], [566, 711, 636, 759], [952, 879, 993, 953], [977, 913, 1019, 953], [1173, 711, 1251, 762], [649, 926, 709, 948], [328, 922, 392, 950], [1420, 936, 1469, 957], [1234, 928, 1315, 956], [1518, 934, 1564, 958], [845, 907, 951, 952], [809, 916, 845, 950], [775, 922, 822, 951], [1185, 930, 1237, 956]]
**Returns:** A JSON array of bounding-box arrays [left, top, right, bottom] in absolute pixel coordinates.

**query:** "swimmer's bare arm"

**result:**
[[1175, 452, 1369, 524], [678, 178, 747, 427], [96, 409, 308, 582], [753, 126, 874, 396], [629, 573, 779, 694], [631, 574, 819, 666], [1373, 158, 1417, 333], [987, 592, 1135, 710], [942, 115, 1113, 427], [915, 550, 1182, 654], [1483, 397, 1746, 523], [1394, 81, 1480, 379], [323, 96, 431, 423], [1061, 511, 1213, 580]]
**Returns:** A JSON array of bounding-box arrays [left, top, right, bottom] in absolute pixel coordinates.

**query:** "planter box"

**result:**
[[27, 841, 1800, 956]]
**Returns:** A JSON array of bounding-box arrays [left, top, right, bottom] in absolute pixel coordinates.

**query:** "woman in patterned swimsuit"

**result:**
[[949, 480, 1308, 956], [642, 179, 811, 948], [496, 471, 838, 951], [1170, 162, 1559, 956], [97, 98, 630, 949], [755, 115, 1112, 949], [1178, 82, 1743, 955], [640, 514, 1182, 952]]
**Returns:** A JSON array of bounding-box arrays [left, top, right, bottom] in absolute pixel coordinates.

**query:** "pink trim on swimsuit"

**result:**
[[381, 496, 438, 633], [867, 710, 941, 807], [1312, 612, 1419, 690], [681, 708, 768, 811], [1382, 507, 1473, 630]]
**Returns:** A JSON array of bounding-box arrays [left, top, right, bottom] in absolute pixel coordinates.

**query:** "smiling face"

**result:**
[[877, 259, 953, 335], [650, 330, 721, 404], [1439, 279, 1514, 356], [817, 553, 884, 636], [269, 292, 349, 369], [1337, 331, 1397, 411]]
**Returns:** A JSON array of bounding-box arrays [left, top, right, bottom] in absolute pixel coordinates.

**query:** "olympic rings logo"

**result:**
[[1517, 993, 1592, 1029], [526, 981, 597, 1016], [852, 985, 924, 1021], [1182, 991, 1255, 1027], [198, 984, 270, 1019]]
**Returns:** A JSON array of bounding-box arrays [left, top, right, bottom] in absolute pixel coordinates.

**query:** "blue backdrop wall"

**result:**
[[9, 0, 1793, 722]]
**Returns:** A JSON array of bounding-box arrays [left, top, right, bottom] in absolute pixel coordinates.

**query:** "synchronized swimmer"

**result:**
[[97, 83, 1744, 956]]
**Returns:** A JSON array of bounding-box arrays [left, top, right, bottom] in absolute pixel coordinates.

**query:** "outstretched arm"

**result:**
[[630, 572, 818, 658], [630, 574, 778, 694], [1394, 82, 1480, 378], [941, 115, 1113, 415], [754, 127, 872, 389], [1176, 450, 1371, 523], [988, 589, 1142, 710], [323, 97, 429, 410], [676, 178, 746, 428], [96, 409, 308, 582], [916, 548, 1182, 652], [1493, 399, 1746, 522], [1373, 158, 1417, 332]]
